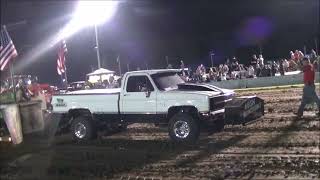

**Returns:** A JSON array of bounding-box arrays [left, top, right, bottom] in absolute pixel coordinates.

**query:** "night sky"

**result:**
[[1, 0, 319, 85]]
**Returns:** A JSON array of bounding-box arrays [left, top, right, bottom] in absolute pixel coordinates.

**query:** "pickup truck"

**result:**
[[52, 69, 264, 143]]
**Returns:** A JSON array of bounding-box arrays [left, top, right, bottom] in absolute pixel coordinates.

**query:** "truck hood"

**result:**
[[177, 83, 234, 94], [166, 83, 234, 97]]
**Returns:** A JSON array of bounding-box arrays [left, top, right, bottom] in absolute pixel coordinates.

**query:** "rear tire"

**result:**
[[71, 116, 96, 142], [168, 113, 200, 143]]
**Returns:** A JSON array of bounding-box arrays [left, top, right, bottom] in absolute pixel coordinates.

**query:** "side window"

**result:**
[[126, 76, 154, 92]]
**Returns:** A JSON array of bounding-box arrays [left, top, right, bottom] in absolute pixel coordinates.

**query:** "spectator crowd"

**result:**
[[177, 49, 319, 83]]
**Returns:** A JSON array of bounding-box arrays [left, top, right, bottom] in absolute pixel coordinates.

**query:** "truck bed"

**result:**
[[52, 88, 120, 113], [66, 88, 121, 95]]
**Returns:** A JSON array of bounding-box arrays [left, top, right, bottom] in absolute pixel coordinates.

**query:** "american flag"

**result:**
[[57, 40, 67, 75], [0, 26, 18, 71]]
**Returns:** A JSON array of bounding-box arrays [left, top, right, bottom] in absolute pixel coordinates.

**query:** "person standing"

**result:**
[[290, 51, 295, 61], [180, 60, 186, 76], [279, 59, 285, 76], [247, 65, 255, 78], [250, 54, 258, 67], [180, 60, 185, 70], [258, 54, 264, 66], [310, 49, 317, 62], [283, 59, 290, 72], [296, 57, 320, 118], [271, 61, 277, 76], [313, 58, 319, 72], [256, 63, 261, 77], [298, 51, 304, 61], [221, 64, 229, 80], [261, 64, 268, 77], [294, 50, 300, 62]]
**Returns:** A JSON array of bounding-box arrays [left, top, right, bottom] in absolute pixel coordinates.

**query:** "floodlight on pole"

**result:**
[[72, 1, 119, 27], [13, 1, 119, 72], [72, 0, 119, 69]]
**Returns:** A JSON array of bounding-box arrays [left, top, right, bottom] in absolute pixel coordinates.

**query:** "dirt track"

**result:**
[[0, 87, 319, 180]]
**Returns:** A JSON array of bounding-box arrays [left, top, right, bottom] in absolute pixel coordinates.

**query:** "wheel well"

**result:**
[[68, 109, 92, 121], [167, 106, 199, 120]]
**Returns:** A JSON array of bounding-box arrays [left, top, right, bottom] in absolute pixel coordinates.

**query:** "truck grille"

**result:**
[[210, 94, 233, 111]]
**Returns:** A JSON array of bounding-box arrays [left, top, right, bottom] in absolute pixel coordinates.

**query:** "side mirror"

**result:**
[[145, 90, 151, 98]]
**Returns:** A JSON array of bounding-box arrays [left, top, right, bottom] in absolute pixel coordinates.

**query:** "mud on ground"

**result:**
[[0, 88, 319, 180]]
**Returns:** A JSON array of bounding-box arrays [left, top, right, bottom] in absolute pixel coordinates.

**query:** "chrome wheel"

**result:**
[[74, 122, 87, 139], [173, 120, 190, 139]]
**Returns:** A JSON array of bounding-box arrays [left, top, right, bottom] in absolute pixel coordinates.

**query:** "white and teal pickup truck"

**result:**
[[52, 69, 264, 143]]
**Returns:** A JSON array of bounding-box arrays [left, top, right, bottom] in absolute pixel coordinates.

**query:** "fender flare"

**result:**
[[167, 106, 199, 121]]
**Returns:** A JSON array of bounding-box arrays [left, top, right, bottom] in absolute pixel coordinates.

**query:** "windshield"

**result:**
[[151, 72, 185, 91]]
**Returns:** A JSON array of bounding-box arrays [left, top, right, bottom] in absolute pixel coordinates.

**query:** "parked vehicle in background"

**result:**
[[67, 81, 86, 92]]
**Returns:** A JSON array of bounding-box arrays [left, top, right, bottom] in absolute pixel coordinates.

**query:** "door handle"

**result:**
[[123, 94, 130, 96]]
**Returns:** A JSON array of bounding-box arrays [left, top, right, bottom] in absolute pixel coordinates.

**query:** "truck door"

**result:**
[[121, 75, 157, 122]]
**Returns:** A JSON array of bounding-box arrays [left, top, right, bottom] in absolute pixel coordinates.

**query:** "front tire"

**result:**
[[214, 118, 225, 132], [168, 113, 200, 143], [71, 116, 96, 142]]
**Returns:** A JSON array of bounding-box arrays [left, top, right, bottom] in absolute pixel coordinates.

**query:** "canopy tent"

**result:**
[[86, 68, 115, 76], [86, 68, 115, 84]]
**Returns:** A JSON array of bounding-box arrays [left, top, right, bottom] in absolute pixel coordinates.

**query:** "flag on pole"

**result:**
[[57, 40, 67, 75], [0, 26, 18, 71]]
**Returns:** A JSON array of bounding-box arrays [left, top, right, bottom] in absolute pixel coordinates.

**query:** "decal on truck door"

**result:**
[[55, 98, 67, 107]]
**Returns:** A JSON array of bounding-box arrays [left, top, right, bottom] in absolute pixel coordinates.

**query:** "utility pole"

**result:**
[[165, 56, 169, 67], [258, 44, 263, 55], [117, 55, 121, 76], [315, 38, 319, 55], [210, 53, 214, 67], [94, 24, 101, 69], [127, 63, 130, 72]]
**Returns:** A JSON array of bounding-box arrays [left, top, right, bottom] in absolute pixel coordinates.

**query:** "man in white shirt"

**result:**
[[221, 64, 229, 80], [248, 65, 255, 78], [283, 59, 289, 72], [258, 54, 264, 66]]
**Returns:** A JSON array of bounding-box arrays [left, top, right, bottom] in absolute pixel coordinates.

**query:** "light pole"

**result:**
[[210, 53, 214, 67], [315, 37, 319, 55], [94, 24, 101, 68], [127, 63, 130, 72], [165, 56, 169, 67], [258, 44, 263, 55]]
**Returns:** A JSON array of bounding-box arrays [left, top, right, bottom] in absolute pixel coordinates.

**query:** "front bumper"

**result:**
[[225, 96, 264, 125], [199, 109, 225, 124]]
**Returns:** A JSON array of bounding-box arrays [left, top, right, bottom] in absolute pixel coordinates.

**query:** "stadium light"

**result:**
[[14, 1, 119, 72], [72, 1, 119, 27], [72, 1, 119, 69]]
